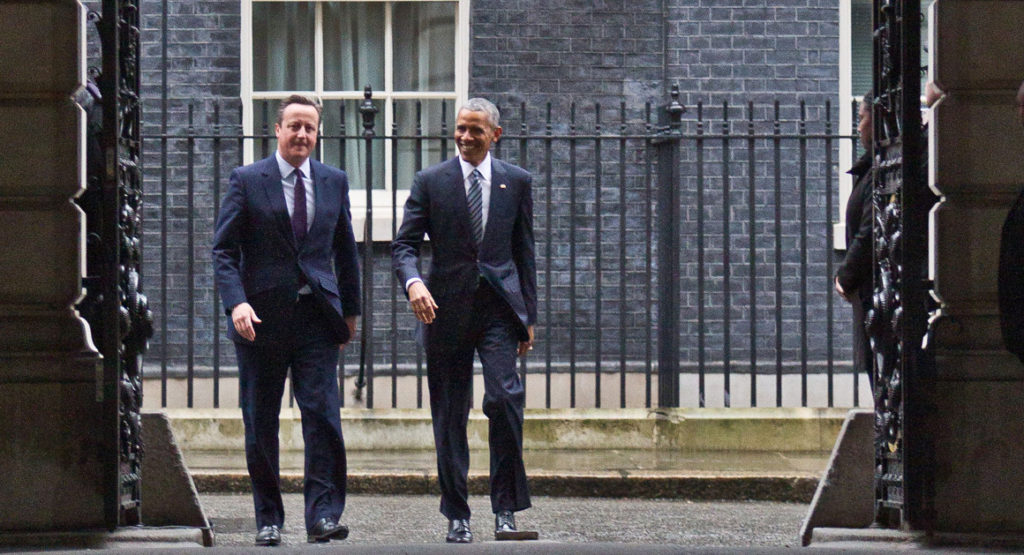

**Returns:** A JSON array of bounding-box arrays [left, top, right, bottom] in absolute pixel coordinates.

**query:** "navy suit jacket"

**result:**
[[392, 156, 537, 344], [212, 155, 361, 346]]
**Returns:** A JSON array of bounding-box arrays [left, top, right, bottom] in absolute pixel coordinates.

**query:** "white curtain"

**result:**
[[323, 3, 385, 91], [393, 3, 456, 187], [393, 2, 455, 92], [253, 2, 315, 91], [322, 3, 386, 189], [395, 99, 454, 188]]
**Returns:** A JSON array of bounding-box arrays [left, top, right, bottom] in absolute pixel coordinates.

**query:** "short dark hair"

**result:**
[[859, 93, 872, 119], [276, 94, 322, 125]]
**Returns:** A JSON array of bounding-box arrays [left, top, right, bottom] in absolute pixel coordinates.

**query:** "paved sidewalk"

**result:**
[[2, 494, 1002, 553], [200, 492, 809, 549]]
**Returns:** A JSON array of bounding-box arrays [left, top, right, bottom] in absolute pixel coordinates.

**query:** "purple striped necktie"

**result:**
[[291, 168, 307, 244]]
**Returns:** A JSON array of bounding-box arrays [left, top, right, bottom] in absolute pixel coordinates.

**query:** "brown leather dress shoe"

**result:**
[[446, 518, 472, 543]]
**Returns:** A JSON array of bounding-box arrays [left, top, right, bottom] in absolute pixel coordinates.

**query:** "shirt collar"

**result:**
[[459, 153, 492, 183], [275, 150, 311, 181]]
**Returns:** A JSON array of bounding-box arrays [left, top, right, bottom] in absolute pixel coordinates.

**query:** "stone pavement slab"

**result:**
[[185, 448, 828, 501]]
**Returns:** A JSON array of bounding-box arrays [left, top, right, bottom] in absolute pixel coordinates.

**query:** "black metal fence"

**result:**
[[140, 90, 862, 410]]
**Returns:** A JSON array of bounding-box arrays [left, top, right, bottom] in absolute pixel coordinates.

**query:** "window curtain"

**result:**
[[253, 2, 315, 91], [393, 2, 455, 92], [393, 3, 456, 187], [323, 2, 385, 190]]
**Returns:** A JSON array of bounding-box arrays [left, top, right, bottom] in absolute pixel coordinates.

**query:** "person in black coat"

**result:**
[[835, 96, 875, 387]]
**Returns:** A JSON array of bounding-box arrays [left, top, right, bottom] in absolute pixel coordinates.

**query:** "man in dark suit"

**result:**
[[392, 98, 538, 543], [212, 94, 360, 546]]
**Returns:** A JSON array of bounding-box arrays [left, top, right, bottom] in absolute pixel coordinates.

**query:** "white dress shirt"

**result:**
[[275, 151, 314, 294], [459, 153, 492, 233], [275, 150, 314, 228]]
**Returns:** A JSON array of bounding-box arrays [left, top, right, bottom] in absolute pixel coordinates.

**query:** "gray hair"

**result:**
[[459, 98, 501, 129]]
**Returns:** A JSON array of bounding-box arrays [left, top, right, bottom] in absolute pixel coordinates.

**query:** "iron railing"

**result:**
[[140, 90, 862, 411]]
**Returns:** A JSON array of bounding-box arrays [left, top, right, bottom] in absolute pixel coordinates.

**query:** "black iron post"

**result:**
[[655, 86, 684, 408], [357, 87, 378, 407], [94, 0, 148, 529], [98, 0, 122, 529]]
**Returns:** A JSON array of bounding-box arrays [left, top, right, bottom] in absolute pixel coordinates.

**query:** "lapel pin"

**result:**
[[499, 183, 507, 189]]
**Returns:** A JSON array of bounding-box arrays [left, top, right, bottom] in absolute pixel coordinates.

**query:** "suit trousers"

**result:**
[[427, 282, 532, 520], [235, 295, 347, 532]]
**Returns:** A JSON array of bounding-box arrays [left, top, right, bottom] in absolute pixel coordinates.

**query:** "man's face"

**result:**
[[276, 103, 320, 167], [858, 102, 872, 151], [454, 109, 502, 165]]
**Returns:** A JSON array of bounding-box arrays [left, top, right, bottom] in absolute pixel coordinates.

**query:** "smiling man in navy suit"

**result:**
[[212, 94, 360, 546], [392, 98, 538, 543]]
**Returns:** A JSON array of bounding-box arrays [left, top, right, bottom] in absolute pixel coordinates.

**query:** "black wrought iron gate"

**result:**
[[869, 0, 936, 530], [77, 0, 152, 530]]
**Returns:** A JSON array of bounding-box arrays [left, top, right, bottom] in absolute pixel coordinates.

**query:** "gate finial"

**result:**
[[360, 86, 378, 138], [666, 84, 686, 123]]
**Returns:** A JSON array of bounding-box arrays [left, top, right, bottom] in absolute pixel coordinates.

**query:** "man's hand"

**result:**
[[835, 276, 850, 302], [408, 281, 439, 324], [518, 325, 535, 357], [340, 316, 358, 351], [231, 302, 261, 342]]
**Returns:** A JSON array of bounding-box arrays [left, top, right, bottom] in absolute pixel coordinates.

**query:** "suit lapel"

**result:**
[[308, 160, 328, 250], [485, 158, 510, 247], [258, 156, 298, 253], [442, 158, 474, 246]]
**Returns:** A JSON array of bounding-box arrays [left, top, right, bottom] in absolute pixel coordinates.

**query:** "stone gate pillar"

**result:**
[[0, 0, 108, 530], [930, 0, 1024, 533]]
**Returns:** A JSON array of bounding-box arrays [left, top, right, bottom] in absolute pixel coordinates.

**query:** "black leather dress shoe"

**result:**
[[446, 518, 472, 543], [494, 510, 539, 541], [254, 524, 281, 546], [307, 517, 349, 543]]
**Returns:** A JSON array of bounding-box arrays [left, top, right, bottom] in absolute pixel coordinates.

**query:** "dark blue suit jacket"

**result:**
[[212, 155, 361, 346], [392, 156, 537, 345]]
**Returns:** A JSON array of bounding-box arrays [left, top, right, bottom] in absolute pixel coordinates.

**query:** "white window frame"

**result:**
[[837, 0, 934, 250], [837, 0, 858, 251], [241, 0, 470, 241]]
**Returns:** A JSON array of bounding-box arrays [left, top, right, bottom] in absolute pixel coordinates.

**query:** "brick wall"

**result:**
[[129, 0, 853, 392]]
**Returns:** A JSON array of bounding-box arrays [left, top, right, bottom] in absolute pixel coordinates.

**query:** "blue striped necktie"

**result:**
[[467, 168, 483, 245]]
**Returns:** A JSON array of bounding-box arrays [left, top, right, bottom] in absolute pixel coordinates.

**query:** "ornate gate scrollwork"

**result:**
[[867, 0, 936, 530], [77, 0, 152, 530]]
